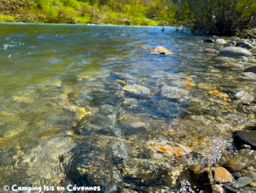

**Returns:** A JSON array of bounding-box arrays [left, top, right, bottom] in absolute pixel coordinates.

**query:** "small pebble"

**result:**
[[251, 182, 256, 187]]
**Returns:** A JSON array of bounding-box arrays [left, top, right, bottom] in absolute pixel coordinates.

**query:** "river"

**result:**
[[0, 23, 256, 193]]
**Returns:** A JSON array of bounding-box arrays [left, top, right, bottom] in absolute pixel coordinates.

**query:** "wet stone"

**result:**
[[123, 158, 171, 182], [232, 172, 242, 179], [123, 85, 150, 95], [152, 99, 180, 118], [61, 137, 123, 192], [218, 47, 252, 57], [203, 38, 214, 43], [232, 177, 252, 189], [214, 167, 233, 183], [100, 104, 115, 115], [122, 98, 138, 107], [244, 65, 256, 74], [245, 171, 256, 182], [161, 86, 189, 99], [233, 130, 256, 150], [223, 185, 238, 193], [224, 149, 256, 171], [235, 91, 254, 103]]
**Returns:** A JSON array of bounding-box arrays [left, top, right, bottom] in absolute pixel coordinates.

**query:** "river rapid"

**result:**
[[0, 24, 256, 193]]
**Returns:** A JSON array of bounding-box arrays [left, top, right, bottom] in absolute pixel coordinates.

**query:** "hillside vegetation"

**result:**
[[0, 0, 169, 25], [0, 0, 255, 36]]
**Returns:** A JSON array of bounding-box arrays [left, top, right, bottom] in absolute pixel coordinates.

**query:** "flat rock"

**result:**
[[151, 46, 171, 55], [204, 48, 219, 54], [223, 185, 238, 193], [214, 167, 233, 183], [224, 149, 256, 171], [235, 91, 254, 102], [232, 177, 252, 188], [123, 85, 150, 95], [216, 38, 227, 44], [218, 47, 252, 57], [244, 66, 256, 74], [245, 171, 256, 182], [161, 86, 189, 99], [233, 130, 256, 150]]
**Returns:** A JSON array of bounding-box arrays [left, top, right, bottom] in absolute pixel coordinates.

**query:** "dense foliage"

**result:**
[[0, 0, 255, 35], [171, 0, 256, 35], [0, 0, 168, 25]]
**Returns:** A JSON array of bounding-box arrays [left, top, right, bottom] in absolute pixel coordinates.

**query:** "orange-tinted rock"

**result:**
[[151, 46, 171, 55], [214, 167, 233, 183], [146, 141, 191, 159]]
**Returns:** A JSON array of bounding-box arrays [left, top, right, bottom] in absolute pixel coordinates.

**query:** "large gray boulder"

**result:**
[[218, 47, 252, 57]]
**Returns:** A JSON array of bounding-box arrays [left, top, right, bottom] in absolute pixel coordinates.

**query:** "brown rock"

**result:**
[[224, 149, 256, 171], [214, 167, 233, 183], [151, 46, 172, 55], [213, 185, 225, 193]]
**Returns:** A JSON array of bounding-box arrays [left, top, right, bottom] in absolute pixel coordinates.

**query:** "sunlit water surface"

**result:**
[[0, 24, 256, 192]]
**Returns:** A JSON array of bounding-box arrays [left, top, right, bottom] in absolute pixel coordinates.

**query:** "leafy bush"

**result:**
[[0, 14, 15, 22], [174, 0, 256, 35]]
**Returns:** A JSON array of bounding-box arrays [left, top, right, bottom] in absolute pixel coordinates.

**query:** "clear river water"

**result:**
[[0, 24, 256, 193]]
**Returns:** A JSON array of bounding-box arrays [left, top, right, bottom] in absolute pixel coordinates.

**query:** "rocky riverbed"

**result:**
[[0, 24, 256, 193]]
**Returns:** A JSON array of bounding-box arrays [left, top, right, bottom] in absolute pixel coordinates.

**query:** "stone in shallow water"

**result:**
[[218, 47, 252, 57], [233, 130, 256, 150], [203, 38, 214, 43], [232, 177, 252, 188], [100, 104, 115, 115], [161, 86, 188, 99], [224, 149, 256, 171], [235, 91, 254, 102], [214, 167, 233, 183], [123, 85, 150, 95], [244, 66, 256, 74], [146, 140, 191, 160], [223, 185, 238, 193], [151, 46, 171, 55], [216, 38, 227, 44], [123, 158, 171, 181]]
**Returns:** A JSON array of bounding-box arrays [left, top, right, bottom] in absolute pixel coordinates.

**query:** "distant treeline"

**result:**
[[0, 0, 255, 35]]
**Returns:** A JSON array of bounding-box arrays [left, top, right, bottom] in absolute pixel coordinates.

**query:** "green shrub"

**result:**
[[0, 14, 15, 22]]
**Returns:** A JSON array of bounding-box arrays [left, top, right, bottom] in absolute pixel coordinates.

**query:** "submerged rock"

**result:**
[[123, 85, 150, 95], [244, 65, 256, 74], [151, 46, 171, 55], [214, 167, 233, 183], [146, 140, 191, 160], [232, 177, 252, 189], [218, 47, 252, 57], [204, 48, 219, 54], [161, 86, 189, 99], [235, 91, 254, 103], [61, 137, 124, 192], [123, 158, 171, 181], [224, 149, 256, 171], [233, 130, 256, 150]]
